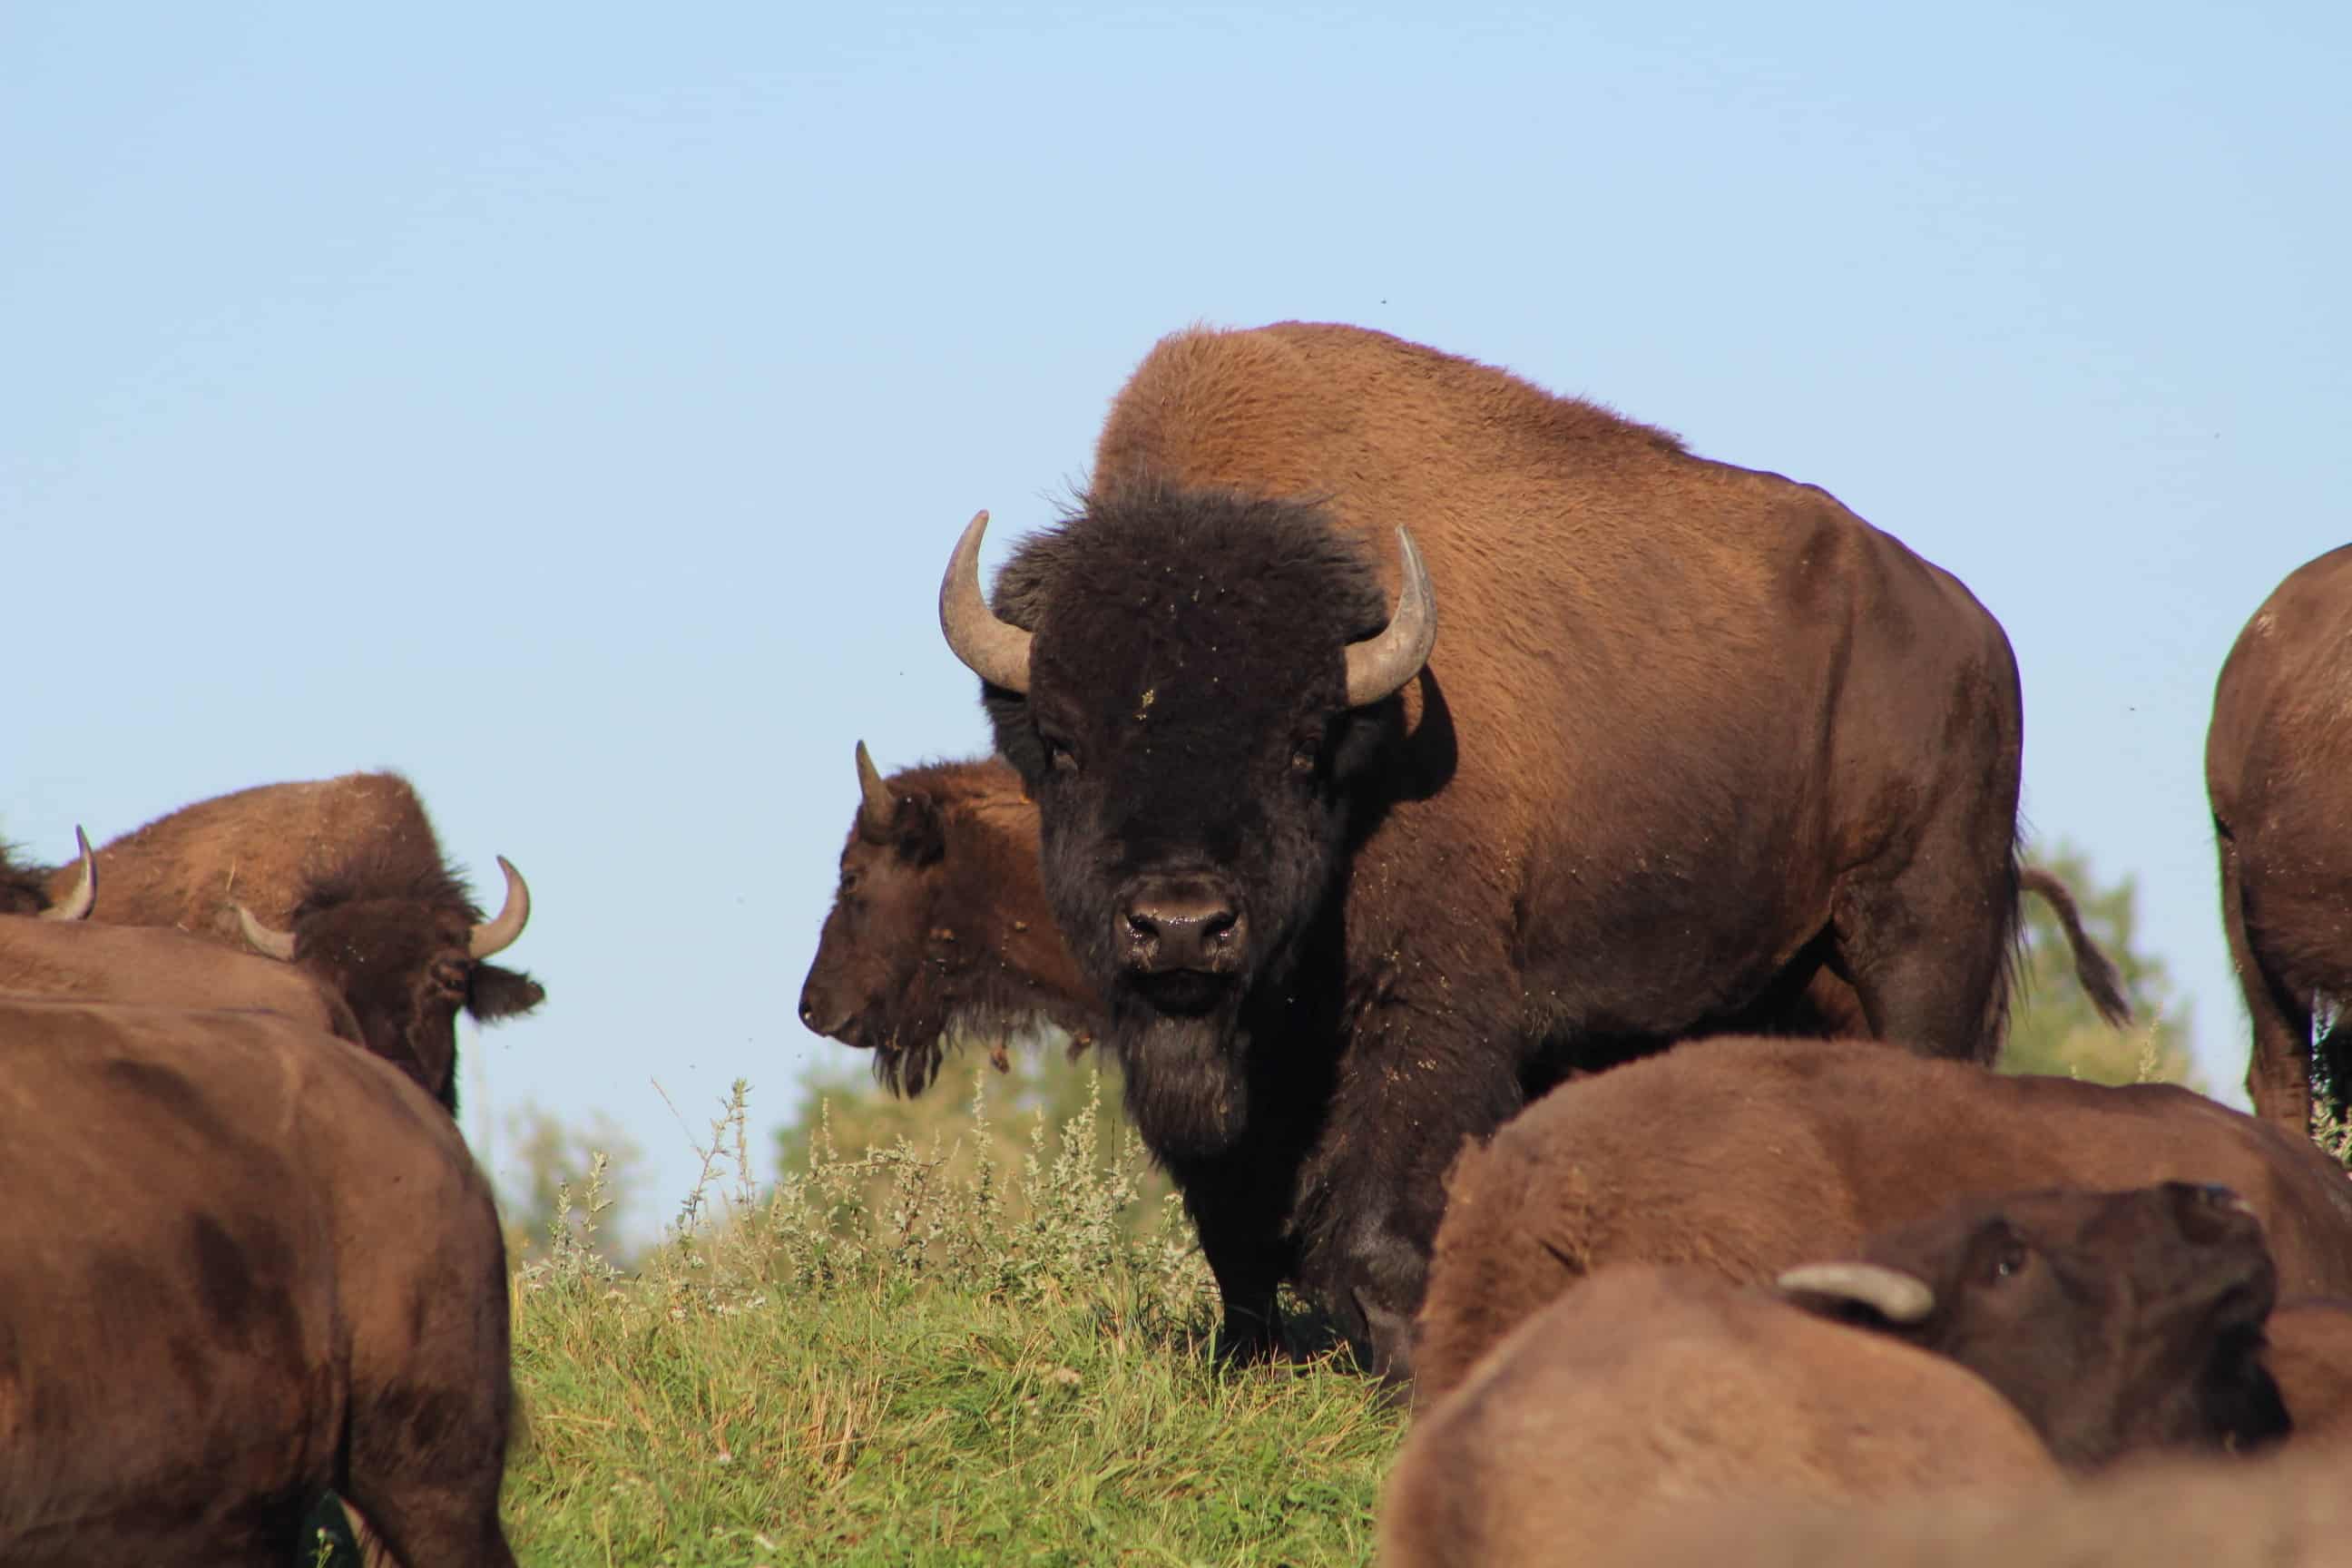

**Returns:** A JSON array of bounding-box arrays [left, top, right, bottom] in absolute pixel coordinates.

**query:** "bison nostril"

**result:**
[[1126, 913, 1157, 942], [1204, 911, 1240, 947]]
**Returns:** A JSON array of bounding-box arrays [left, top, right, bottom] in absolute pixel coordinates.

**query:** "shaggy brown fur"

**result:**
[[1599, 1446, 2352, 1568], [2207, 544, 2352, 1133], [0, 918, 363, 1042], [0, 997, 514, 1566], [1379, 1266, 2061, 1568], [2265, 1296, 2352, 1451], [959, 322, 2037, 1372], [799, 752, 1102, 1095], [47, 773, 543, 1112], [1414, 1037, 2352, 1401], [0, 847, 50, 916]]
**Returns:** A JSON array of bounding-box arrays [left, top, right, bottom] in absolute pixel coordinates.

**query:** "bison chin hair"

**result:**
[[1107, 995, 1252, 1162]]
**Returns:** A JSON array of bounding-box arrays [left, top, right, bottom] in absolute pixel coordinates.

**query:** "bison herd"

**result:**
[[804, 323, 2352, 1559], [0, 773, 534, 1563], [2, 318, 2343, 1563]]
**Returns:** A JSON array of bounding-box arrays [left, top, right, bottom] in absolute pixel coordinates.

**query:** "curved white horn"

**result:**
[[937, 510, 1034, 694], [467, 856, 531, 959], [1776, 1262, 1936, 1324], [40, 827, 96, 921], [1342, 527, 1437, 707], [234, 903, 299, 961]]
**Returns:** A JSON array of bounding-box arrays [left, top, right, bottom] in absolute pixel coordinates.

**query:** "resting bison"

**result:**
[[2207, 544, 2352, 1135], [943, 321, 2067, 1368], [1379, 1264, 2060, 1568], [45, 772, 543, 1111], [799, 744, 2125, 1092], [1383, 1183, 2289, 1568], [2266, 1297, 2352, 1450], [1415, 1036, 2352, 1399], [799, 743, 1101, 1094], [1603, 1446, 2350, 1568], [0, 996, 515, 1565]]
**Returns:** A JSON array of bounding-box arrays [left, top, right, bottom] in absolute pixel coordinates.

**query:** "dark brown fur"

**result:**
[[0, 997, 514, 1566], [799, 754, 1102, 1095], [1380, 1265, 2061, 1568], [46, 773, 544, 1112], [971, 323, 2040, 1371], [2206, 544, 2352, 1134], [1415, 1037, 2352, 1400]]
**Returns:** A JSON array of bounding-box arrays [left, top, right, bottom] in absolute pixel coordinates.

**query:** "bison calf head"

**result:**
[[236, 858, 542, 1111], [799, 740, 961, 1094], [939, 487, 1433, 1062], [1782, 1181, 2288, 1468]]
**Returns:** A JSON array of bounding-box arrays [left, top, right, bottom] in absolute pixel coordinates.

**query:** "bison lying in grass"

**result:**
[[1383, 1182, 2288, 1568], [1414, 1037, 2352, 1399], [0, 996, 515, 1564]]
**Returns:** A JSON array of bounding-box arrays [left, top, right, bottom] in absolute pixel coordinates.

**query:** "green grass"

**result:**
[[500, 1074, 1406, 1567]]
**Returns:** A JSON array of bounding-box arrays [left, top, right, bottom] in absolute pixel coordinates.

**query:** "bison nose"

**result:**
[[1119, 883, 1246, 974], [799, 981, 858, 1044]]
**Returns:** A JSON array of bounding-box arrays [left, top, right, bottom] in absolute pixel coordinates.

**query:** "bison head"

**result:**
[[938, 488, 1432, 1145], [1779, 1181, 2288, 1468], [235, 856, 543, 1112], [799, 740, 961, 1094]]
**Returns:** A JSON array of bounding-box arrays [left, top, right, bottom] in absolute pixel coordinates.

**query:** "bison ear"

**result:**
[[466, 965, 546, 1023], [1776, 1261, 1937, 1333]]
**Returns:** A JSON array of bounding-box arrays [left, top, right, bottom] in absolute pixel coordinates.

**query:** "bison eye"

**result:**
[[1990, 1239, 2028, 1282], [1291, 740, 1319, 775], [839, 867, 863, 896], [1042, 735, 1080, 776]]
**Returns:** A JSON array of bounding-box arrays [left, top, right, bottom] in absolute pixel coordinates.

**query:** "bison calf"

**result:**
[[1379, 1263, 2061, 1568], [1415, 1036, 2352, 1400], [0, 997, 516, 1566]]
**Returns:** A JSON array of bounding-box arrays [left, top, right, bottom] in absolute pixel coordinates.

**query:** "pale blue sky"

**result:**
[[6, 3, 2346, 1240]]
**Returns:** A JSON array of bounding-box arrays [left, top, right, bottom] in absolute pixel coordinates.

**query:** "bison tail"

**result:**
[[2019, 867, 2133, 1028]]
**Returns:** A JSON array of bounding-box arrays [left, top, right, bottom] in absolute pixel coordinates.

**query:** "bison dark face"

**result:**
[[1782, 1182, 2288, 1468], [235, 858, 542, 1112], [799, 741, 960, 1095], [939, 489, 1433, 1149]]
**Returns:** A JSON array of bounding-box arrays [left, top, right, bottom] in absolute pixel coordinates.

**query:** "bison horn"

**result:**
[[468, 856, 532, 959], [40, 827, 96, 921], [1775, 1262, 1936, 1324], [1343, 527, 1437, 707], [234, 903, 299, 961], [855, 740, 897, 837], [938, 509, 1034, 695]]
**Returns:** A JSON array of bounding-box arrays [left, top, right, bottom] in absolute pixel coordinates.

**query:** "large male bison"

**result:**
[[941, 321, 2057, 1369], [1384, 1181, 2289, 1568], [1414, 1036, 2352, 1398], [799, 743, 1102, 1094], [799, 747, 2125, 1093], [0, 996, 515, 1565], [2207, 544, 2352, 1135], [46, 771, 543, 1111]]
